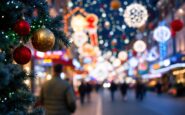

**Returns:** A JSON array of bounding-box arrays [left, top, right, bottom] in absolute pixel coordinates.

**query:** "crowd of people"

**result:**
[[109, 80, 147, 102], [78, 80, 93, 105], [35, 64, 164, 115]]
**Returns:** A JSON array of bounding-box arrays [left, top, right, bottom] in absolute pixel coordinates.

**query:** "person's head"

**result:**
[[53, 64, 62, 76], [81, 80, 85, 85]]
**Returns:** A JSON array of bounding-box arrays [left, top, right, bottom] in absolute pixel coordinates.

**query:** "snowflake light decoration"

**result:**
[[124, 3, 148, 28], [153, 26, 171, 42]]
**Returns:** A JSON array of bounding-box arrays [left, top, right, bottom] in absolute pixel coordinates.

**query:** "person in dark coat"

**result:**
[[135, 80, 145, 101], [86, 82, 92, 102], [109, 81, 117, 101], [78, 80, 87, 105], [39, 64, 76, 115], [156, 81, 162, 95], [120, 82, 128, 100]]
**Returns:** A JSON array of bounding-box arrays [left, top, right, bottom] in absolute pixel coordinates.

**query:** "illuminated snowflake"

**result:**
[[124, 3, 148, 28]]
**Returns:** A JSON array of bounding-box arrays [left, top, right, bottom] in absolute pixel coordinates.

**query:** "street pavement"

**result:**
[[74, 90, 185, 115], [74, 92, 102, 115]]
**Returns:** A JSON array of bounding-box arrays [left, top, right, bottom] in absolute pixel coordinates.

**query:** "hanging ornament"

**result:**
[[32, 28, 55, 52], [171, 19, 184, 32], [146, 47, 159, 62], [153, 26, 171, 42], [71, 14, 87, 32], [148, 22, 155, 30], [111, 39, 117, 46], [171, 29, 176, 37], [86, 14, 99, 46], [110, 0, 121, 10], [14, 19, 30, 36], [132, 50, 137, 56], [133, 40, 146, 53], [86, 14, 98, 27], [118, 51, 128, 61], [124, 3, 148, 28], [13, 45, 31, 65], [72, 32, 88, 47]]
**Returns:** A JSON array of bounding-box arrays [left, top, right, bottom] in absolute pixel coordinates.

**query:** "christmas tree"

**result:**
[[0, 0, 69, 114]]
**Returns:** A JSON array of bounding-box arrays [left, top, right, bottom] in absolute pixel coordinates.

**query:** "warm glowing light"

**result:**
[[113, 59, 121, 67], [46, 74, 52, 80], [72, 32, 88, 47], [133, 40, 146, 53], [71, 15, 87, 32], [124, 3, 148, 28], [118, 51, 128, 61]]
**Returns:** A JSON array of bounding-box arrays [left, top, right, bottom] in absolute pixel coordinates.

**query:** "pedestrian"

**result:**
[[109, 81, 117, 102], [156, 80, 162, 95], [135, 80, 145, 101], [78, 80, 87, 105], [86, 82, 92, 102], [39, 64, 76, 115], [120, 82, 128, 101]]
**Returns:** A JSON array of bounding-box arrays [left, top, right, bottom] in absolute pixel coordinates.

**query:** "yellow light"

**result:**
[[133, 40, 146, 53], [43, 59, 52, 63], [46, 74, 52, 80], [24, 79, 30, 86], [118, 51, 128, 61], [71, 15, 87, 32]]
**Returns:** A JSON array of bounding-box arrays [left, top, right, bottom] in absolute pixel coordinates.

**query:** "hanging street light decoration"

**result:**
[[133, 40, 147, 53], [124, 3, 148, 28], [71, 14, 87, 32], [153, 26, 171, 42], [72, 31, 88, 47], [86, 14, 99, 46], [118, 51, 128, 61]]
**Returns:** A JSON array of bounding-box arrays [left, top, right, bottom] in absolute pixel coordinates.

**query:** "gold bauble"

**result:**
[[111, 0, 121, 10], [32, 28, 55, 52]]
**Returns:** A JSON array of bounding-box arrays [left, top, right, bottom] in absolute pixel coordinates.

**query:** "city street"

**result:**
[[75, 90, 185, 115]]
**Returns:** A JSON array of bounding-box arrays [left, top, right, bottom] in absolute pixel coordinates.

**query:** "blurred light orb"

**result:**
[[72, 32, 88, 47], [124, 3, 148, 28], [110, 0, 121, 10], [124, 39, 130, 44], [129, 57, 139, 68], [133, 40, 146, 53], [118, 51, 128, 61], [153, 26, 171, 42], [71, 15, 86, 32], [113, 58, 121, 67], [104, 21, 110, 29]]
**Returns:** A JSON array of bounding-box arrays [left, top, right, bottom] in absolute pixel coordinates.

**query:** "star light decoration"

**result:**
[[124, 3, 148, 28]]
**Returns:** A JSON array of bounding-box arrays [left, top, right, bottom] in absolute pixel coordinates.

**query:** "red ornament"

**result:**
[[112, 48, 118, 52], [122, 34, 126, 40], [87, 16, 95, 24], [14, 19, 30, 36], [148, 22, 155, 30], [171, 19, 184, 32], [171, 29, 176, 37], [13, 45, 31, 65], [132, 50, 137, 56]]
